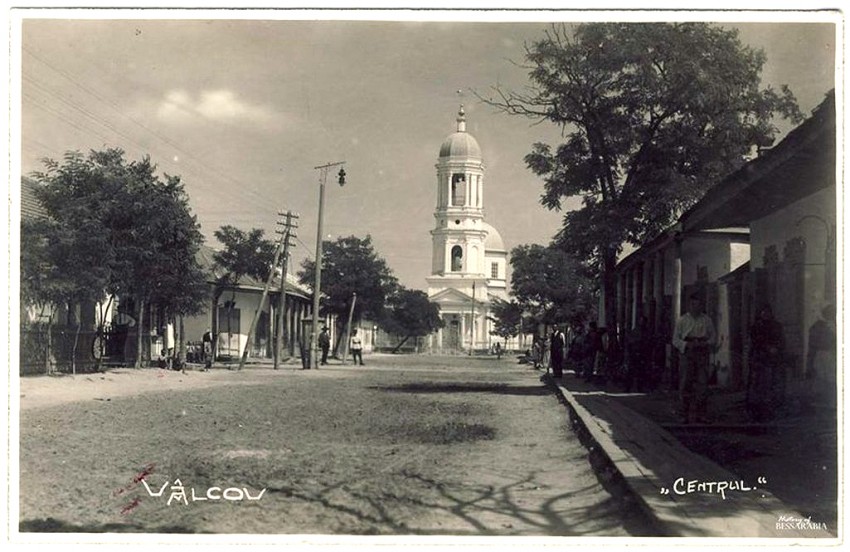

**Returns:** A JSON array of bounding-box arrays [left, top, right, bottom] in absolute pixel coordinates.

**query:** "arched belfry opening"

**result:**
[[451, 173, 466, 206], [451, 245, 463, 272]]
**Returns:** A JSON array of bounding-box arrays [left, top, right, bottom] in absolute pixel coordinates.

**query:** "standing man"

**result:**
[[550, 325, 566, 379], [202, 328, 214, 371], [318, 326, 331, 366], [350, 328, 364, 366], [673, 294, 717, 423]]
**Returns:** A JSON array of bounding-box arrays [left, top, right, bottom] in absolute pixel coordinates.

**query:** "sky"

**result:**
[[15, 11, 838, 291]]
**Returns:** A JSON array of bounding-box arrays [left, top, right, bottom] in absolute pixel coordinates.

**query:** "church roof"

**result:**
[[482, 222, 505, 252], [439, 105, 482, 159]]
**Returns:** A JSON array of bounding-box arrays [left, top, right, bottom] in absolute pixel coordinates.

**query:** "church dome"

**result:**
[[440, 132, 481, 159], [482, 222, 505, 252], [439, 105, 482, 159]]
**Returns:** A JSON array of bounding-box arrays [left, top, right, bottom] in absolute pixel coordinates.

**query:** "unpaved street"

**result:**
[[19, 355, 651, 535]]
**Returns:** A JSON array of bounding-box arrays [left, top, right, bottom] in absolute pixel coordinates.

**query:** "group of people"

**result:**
[[317, 326, 364, 366], [527, 293, 836, 425], [532, 322, 605, 380]]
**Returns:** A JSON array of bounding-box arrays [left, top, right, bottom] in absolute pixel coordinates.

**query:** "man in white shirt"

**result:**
[[350, 328, 364, 366], [673, 294, 716, 423]]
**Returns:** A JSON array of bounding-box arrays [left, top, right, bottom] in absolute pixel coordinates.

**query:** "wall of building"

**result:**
[[750, 186, 836, 364]]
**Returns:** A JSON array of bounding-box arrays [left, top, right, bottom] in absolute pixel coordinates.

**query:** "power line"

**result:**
[[22, 47, 282, 218]]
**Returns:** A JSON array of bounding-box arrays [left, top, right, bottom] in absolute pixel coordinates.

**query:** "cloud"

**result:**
[[156, 89, 282, 129]]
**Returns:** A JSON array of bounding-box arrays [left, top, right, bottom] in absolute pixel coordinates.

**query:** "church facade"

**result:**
[[426, 106, 508, 353]]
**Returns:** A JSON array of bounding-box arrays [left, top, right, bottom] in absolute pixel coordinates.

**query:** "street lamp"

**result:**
[[309, 161, 346, 369]]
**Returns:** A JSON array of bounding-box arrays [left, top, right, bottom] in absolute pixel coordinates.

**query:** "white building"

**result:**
[[426, 106, 508, 353]]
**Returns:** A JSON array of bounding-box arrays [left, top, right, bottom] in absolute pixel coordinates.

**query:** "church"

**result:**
[[426, 106, 508, 352]]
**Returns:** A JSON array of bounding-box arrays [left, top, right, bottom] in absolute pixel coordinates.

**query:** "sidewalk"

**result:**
[[545, 369, 838, 538]]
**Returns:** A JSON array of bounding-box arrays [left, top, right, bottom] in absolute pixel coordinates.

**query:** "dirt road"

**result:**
[[19, 354, 653, 536]]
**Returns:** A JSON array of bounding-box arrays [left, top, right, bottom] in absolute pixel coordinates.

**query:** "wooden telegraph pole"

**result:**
[[309, 161, 346, 369], [274, 211, 298, 369], [237, 211, 294, 371]]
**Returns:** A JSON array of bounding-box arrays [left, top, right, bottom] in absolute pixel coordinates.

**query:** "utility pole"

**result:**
[[342, 292, 357, 364], [310, 161, 346, 370], [237, 212, 288, 371], [274, 211, 298, 369], [469, 281, 476, 356]]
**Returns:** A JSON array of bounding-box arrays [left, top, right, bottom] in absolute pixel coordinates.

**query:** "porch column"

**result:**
[[673, 237, 683, 324], [635, 261, 644, 323], [653, 251, 664, 332], [460, 313, 467, 350], [616, 272, 625, 340]]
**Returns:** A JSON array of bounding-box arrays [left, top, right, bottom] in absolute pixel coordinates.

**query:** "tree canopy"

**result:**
[[483, 22, 802, 330], [212, 226, 277, 288], [489, 299, 523, 342], [381, 288, 443, 349], [298, 235, 398, 325], [26, 148, 208, 367], [509, 243, 597, 326]]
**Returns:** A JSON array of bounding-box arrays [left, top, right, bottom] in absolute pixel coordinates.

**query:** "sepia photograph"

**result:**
[[6, 3, 842, 547]]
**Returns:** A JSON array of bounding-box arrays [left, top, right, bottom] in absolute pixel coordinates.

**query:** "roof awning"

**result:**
[[681, 93, 835, 232]]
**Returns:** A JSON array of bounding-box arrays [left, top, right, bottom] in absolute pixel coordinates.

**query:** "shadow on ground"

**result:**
[[20, 517, 203, 533], [371, 382, 551, 396], [260, 467, 654, 536]]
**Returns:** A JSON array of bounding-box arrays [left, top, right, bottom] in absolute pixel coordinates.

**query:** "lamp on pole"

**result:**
[[310, 161, 346, 369]]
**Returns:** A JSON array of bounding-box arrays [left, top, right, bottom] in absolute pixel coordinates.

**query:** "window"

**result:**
[[491, 262, 499, 279], [451, 245, 463, 272], [451, 174, 466, 206]]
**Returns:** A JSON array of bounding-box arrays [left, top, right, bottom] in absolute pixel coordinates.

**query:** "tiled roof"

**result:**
[[195, 244, 311, 298], [21, 177, 48, 220]]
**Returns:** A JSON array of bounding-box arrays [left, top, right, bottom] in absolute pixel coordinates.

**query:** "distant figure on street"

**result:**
[[805, 304, 837, 409], [747, 304, 786, 421], [531, 336, 543, 369], [318, 326, 331, 365], [673, 294, 716, 423], [550, 325, 566, 379], [494, 341, 502, 360], [350, 328, 364, 366], [202, 328, 214, 371]]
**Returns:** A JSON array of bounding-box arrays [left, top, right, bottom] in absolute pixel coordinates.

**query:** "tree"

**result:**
[[298, 235, 398, 353], [30, 149, 208, 369], [483, 22, 802, 341], [210, 225, 277, 363], [381, 288, 443, 353], [509, 243, 597, 326], [489, 298, 523, 347]]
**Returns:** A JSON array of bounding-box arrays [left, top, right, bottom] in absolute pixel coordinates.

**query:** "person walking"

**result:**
[[350, 328, 364, 366], [673, 294, 717, 423], [318, 326, 331, 366]]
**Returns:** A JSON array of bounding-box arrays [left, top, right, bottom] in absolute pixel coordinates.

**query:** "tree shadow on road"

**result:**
[[262, 467, 657, 536], [369, 382, 551, 396]]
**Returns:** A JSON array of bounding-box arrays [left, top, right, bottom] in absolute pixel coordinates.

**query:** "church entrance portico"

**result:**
[[442, 314, 461, 350]]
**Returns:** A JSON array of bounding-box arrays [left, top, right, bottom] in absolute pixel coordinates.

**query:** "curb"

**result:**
[[546, 373, 836, 538], [545, 374, 673, 536]]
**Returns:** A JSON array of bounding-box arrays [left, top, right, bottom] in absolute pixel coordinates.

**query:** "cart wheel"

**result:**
[[92, 334, 105, 360]]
